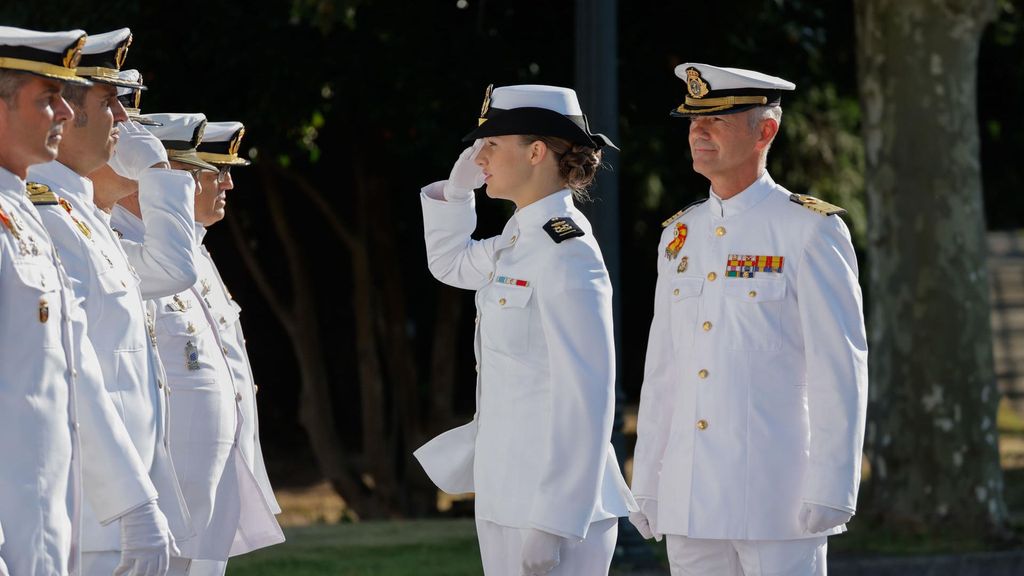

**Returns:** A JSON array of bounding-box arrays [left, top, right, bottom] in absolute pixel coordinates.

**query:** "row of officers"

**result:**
[[0, 26, 282, 576]]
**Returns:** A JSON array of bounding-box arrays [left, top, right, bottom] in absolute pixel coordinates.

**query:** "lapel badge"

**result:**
[[664, 223, 688, 260], [39, 298, 49, 323], [478, 83, 494, 126], [686, 67, 710, 99], [185, 340, 200, 371], [677, 256, 689, 274]]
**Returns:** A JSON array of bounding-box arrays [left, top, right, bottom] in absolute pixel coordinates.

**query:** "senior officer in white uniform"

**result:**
[[27, 28, 196, 576], [0, 27, 175, 576], [112, 114, 285, 576], [628, 64, 869, 576], [193, 121, 281, 524], [414, 85, 635, 576]]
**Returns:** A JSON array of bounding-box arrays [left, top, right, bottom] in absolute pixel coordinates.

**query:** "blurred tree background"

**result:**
[[2, 0, 1021, 543]]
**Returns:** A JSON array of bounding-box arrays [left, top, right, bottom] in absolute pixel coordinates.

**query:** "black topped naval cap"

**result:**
[[77, 28, 144, 89], [462, 84, 617, 151], [0, 26, 91, 85], [671, 63, 795, 117], [197, 122, 251, 167]]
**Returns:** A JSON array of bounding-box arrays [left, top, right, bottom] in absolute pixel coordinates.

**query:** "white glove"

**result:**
[[442, 140, 485, 202], [114, 500, 179, 576], [0, 554, 8, 576], [108, 121, 169, 181], [799, 502, 852, 533], [628, 497, 663, 542], [520, 528, 563, 576]]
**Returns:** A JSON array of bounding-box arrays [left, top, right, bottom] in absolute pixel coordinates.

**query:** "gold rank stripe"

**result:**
[[0, 57, 80, 81]]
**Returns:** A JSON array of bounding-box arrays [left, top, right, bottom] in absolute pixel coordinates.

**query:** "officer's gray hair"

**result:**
[[0, 70, 30, 108]]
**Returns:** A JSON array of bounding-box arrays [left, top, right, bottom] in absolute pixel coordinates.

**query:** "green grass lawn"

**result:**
[[226, 520, 484, 576]]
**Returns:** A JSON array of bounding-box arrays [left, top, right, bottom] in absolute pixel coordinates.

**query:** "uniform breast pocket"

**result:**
[[96, 265, 135, 297], [480, 284, 534, 356], [11, 259, 62, 347], [669, 277, 704, 350], [722, 277, 787, 351]]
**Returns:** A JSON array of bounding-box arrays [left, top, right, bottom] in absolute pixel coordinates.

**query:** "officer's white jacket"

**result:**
[[195, 237, 281, 515], [110, 208, 284, 560], [28, 161, 195, 552], [631, 172, 868, 540], [0, 168, 156, 575], [415, 188, 635, 540]]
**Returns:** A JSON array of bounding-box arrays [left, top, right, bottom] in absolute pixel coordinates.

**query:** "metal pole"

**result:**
[[575, 0, 657, 568]]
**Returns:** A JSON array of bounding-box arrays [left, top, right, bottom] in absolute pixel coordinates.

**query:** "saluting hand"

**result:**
[[108, 120, 170, 181], [443, 140, 485, 202]]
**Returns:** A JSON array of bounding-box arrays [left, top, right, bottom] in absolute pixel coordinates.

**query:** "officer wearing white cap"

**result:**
[[112, 114, 284, 576], [0, 26, 170, 576], [414, 84, 635, 576], [629, 63, 868, 576], [27, 26, 199, 576]]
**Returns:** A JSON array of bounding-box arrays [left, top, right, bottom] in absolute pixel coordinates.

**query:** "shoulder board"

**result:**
[[543, 216, 585, 244], [789, 194, 847, 217], [26, 182, 58, 205], [661, 198, 708, 227]]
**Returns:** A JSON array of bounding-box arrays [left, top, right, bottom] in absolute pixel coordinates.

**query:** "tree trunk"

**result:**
[[855, 0, 1007, 535]]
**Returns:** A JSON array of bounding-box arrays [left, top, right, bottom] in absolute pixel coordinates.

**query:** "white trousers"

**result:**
[[80, 552, 191, 576], [666, 536, 827, 576], [475, 517, 618, 576]]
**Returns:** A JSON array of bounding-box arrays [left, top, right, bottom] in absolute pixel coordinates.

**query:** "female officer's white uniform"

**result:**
[[415, 85, 635, 575]]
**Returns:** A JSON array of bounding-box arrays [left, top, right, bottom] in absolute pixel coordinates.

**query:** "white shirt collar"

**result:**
[[707, 171, 775, 219]]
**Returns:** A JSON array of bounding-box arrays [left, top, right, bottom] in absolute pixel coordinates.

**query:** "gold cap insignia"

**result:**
[[132, 87, 142, 109], [63, 35, 87, 69], [478, 83, 493, 126], [114, 34, 132, 70], [228, 127, 245, 156], [686, 67, 710, 99], [192, 121, 206, 148]]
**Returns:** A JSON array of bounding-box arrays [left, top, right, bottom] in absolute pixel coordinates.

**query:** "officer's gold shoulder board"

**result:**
[[661, 198, 709, 227], [26, 182, 58, 205], [789, 194, 847, 217], [543, 216, 585, 244]]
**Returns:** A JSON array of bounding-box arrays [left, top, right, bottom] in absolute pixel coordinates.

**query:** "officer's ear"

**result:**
[[754, 116, 779, 152], [527, 139, 549, 166]]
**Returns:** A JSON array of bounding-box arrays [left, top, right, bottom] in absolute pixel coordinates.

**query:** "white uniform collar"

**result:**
[[29, 160, 95, 205], [0, 166, 24, 198], [708, 171, 775, 219], [512, 188, 575, 229], [194, 222, 208, 246]]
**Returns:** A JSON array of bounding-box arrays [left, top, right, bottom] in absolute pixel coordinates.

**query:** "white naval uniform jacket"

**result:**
[[415, 188, 635, 540], [28, 161, 196, 552], [195, 238, 281, 516], [0, 168, 156, 575], [631, 172, 868, 540], [109, 209, 284, 560]]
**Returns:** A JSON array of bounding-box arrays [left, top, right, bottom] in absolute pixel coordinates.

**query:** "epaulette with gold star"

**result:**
[[661, 198, 708, 228], [789, 194, 847, 217], [26, 182, 58, 205]]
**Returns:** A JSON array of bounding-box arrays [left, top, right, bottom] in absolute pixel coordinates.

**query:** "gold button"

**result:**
[[222, 346, 229, 355], [697, 419, 709, 430], [510, 235, 518, 244], [698, 369, 709, 379], [715, 226, 726, 237], [499, 298, 507, 306], [254, 385, 259, 394], [702, 321, 712, 331], [673, 288, 680, 296], [748, 290, 757, 298], [157, 379, 164, 389], [707, 272, 717, 281]]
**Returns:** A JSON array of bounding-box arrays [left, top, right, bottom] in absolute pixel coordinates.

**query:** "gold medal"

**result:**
[[677, 256, 689, 274]]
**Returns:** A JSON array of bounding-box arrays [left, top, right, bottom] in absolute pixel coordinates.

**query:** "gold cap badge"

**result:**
[[686, 67, 710, 99], [478, 83, 493, 126], [114, 34, 132, 69], [63, 35, 86, 69]]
